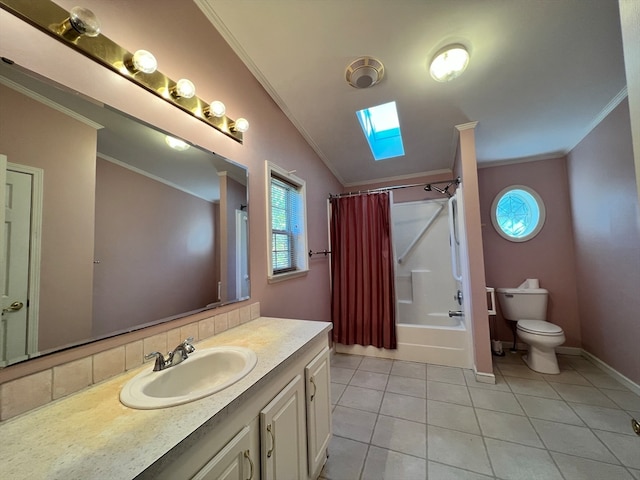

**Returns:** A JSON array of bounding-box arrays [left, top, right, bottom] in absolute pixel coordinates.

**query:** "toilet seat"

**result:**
[[517, 320, 563, 336]]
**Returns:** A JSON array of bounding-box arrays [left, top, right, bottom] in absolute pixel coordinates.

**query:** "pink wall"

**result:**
[[93, 159, 218, 336], [567, 99, 639, 383], [0, 84, 95, 352], [479, 157, 582, 347]]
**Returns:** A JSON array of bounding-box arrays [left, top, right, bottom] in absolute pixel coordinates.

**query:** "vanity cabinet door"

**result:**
[[192, 425, 255, 480], [260, 374, 306, 480], [305, 347, 332, 478]]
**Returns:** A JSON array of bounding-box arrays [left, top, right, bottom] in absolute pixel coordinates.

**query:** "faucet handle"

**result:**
[[144, 351, 166, 371], [183, 337, 195, 353]]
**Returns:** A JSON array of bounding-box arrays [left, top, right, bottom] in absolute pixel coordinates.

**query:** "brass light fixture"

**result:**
[[0, 0, 249, 143]]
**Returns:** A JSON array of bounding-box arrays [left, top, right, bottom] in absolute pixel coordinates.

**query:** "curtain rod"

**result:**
[[329, 178, 459, 199]]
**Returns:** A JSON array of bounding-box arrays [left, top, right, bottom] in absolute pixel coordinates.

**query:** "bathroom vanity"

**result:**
[[0, 317, 332, 479]]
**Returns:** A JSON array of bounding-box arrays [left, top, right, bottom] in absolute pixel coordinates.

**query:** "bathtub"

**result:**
[[335, 314, 472, 368]]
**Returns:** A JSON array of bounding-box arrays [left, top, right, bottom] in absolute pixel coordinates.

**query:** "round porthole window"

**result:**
[[491, 185, 546, 242]]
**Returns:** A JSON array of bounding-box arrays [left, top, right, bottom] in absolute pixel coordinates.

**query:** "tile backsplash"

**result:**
[[0, 302, 260, 422]]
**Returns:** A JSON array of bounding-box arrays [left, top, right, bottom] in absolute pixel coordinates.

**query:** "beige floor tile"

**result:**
[[593, 429, 640, 469], [427, 364, 466, 385], [515, 394, 585, 426], [361, 446, 427, 480], [380, 392, 426, 423], [386, 375, 426, 398], [338, 385, 383, 413], [332, 405, 378, 443], [600, 388, 640, 410], [427, 425, 492, 476], [427, 400, 480, 435], [549, 382, 619, 408], [531, 418, 619, 463], [571, 403, 635, 435], [390, 360, 427, 380], [359, 356, 393, 374], [485, 438, 562, 480], [427, 461, 494, 480], [497, 363, 543, 380], [330, 382, 346, 405], [427, 380, 472, 406], [551, 452, 635, 480], [504, 376, 561, 399], [371, 414, 427, 458], [539, 369, 591, 386], [331, 353, 363, 369], [350, 369, 389, 390], [469, 387, 524, 415], [330, 366, 355, 385], [476, 408, 543, 447], [322, 435, 367, 479], [581, 371, 630, 390]]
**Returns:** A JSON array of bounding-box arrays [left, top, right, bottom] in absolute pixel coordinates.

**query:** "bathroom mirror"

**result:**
[[0, 60, 249, 367]]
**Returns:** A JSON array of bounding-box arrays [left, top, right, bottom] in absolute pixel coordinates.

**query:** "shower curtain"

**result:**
[[330, 192, 397, 349]]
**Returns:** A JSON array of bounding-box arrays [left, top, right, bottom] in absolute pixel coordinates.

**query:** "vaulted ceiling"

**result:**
[[197, 0, 627, 186]]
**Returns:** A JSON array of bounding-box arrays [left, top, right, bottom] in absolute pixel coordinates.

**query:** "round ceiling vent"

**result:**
[[345, 56, 385, 89]]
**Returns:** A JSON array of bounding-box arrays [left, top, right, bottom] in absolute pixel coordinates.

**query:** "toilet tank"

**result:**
[[496, 288, 548, 321]]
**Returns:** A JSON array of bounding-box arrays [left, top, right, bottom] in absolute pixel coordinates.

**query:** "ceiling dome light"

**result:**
[[130, 49, 157, 74], [205, 100, 226, 118], [165, 135, 190, 151], [230, 117, 250, 133], [429, 44, 470, 82], [171, 78, 196, 99]]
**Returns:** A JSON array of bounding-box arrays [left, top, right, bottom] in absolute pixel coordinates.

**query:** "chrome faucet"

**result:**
[[144, 337, 196, 371]]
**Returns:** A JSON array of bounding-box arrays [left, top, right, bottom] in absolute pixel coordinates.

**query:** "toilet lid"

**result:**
[[517, 320, 564, 336]]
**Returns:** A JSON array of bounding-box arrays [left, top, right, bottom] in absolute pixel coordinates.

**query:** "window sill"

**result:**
[[268, 269, 309, 284]]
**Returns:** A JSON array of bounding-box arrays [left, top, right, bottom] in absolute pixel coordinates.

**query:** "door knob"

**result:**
[[2, 301, 24, 314]]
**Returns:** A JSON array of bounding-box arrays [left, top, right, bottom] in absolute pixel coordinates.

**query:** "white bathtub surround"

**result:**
[[0, 317, 331, 478]]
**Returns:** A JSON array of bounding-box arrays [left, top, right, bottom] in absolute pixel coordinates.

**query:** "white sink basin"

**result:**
[[120, 346, 257, 409]]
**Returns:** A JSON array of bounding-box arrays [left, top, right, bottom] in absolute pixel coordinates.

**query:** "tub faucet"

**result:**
[[448, 310, 464, 317]]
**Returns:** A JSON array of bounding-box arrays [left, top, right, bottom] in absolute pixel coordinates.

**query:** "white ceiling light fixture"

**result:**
[[429, 44, 470, 82], [346, 56, 385, 89]]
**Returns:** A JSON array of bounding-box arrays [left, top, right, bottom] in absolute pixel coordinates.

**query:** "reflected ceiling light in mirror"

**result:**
[[230, 117, 250, 133], [429, 44, 470, 82], [57, 6, 101, 41], [126, 49, 158, 74], [165, 135, 190, 151], [171, 78, 196, 99], [204, 100, 226, 118]]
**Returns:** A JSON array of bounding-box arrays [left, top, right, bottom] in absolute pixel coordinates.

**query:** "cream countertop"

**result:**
[[0, 317, 331, 479]]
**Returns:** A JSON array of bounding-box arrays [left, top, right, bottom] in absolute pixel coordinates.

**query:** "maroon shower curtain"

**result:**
[[330, 192, 397, 349]]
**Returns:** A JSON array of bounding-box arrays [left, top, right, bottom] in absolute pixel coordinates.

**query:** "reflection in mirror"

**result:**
[[0, 59, 249, 367]]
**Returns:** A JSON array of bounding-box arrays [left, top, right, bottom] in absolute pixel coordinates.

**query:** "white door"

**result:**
[[0, 158, 42, 366], [260, 375, 306, 480], [235, 209, 249, 299]]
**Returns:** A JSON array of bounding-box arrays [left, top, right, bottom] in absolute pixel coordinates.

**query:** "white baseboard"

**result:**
[[582, 350, 640, 397], [473, 366, 496, 384]]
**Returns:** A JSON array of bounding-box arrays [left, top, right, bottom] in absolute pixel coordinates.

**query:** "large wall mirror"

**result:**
[[0, 59, 249, 367]]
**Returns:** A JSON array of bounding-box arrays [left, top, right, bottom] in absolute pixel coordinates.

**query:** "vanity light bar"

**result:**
[[0, 0, 247, 143]]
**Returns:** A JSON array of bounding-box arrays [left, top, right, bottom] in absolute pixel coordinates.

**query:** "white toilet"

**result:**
[[496, 279, 565, 374]]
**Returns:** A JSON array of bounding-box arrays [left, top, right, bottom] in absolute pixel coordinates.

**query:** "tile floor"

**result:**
[[320, 351, 640, 480]]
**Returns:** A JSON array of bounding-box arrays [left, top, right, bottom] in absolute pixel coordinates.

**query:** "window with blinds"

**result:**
[[266, 161, 308, 281]]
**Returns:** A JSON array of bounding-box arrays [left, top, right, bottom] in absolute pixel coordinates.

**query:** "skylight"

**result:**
[[356, 101, 405, 161]]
